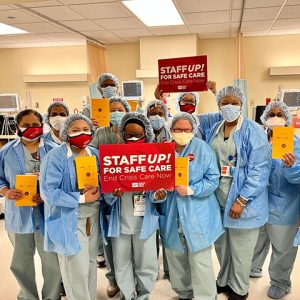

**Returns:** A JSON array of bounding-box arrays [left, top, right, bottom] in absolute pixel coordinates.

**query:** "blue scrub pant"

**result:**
[[58, 213, 99, 300], [215, 227, 259, 296], [111, 232, 158, 300], [8, 231, 61, 300]]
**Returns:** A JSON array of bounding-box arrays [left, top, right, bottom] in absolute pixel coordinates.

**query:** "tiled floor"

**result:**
[[0, 219, 299, 300]]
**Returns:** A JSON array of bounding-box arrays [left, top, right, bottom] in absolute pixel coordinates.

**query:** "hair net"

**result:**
[[169, 112, 198, 135], [216, 86, 246, 106], [110, 96, 131, 112], [97, 73, 119, 88], [173, 92, 199, 111], [260, 100, 292, 126], [60, 114, 95, 143], [45, 102, 70, 124], [118, 112, 154, 143], [146, 100, 168, 121]]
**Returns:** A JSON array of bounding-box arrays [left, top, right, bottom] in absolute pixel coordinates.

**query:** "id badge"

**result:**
[[133, 194, 146, 217], [221, 165, 236, 177]]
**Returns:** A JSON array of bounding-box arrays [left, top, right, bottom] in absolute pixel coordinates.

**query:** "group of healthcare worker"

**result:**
[[1, 68, 300, 300]]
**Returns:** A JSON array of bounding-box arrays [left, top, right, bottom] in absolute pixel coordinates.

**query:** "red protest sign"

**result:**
[[99, 142, 175, 193], [158, 55, 208, 93]]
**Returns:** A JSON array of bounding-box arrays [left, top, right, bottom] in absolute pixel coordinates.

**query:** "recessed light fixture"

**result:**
[[122, 0, 184, 27], [0, 23, 27, 35]]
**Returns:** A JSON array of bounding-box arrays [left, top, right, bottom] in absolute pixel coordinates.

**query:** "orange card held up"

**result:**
[[90, 98, 110, 127], [272, 126, 294, 159], [15, 175, 37, 206], [75, 156, 99, 189], [175, 157, 189, 186]]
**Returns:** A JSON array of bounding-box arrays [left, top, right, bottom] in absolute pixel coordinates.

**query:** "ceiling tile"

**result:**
[[232, 0, 244, 10], [69, 2, 131, 19], [37, 32, 84, 41], [99, 37, 126, 44], [244, 0, 286, 8], [22, 1, 63, 8], [0, 43, 31, 48], [0, 5, 14, 11], [242, 30, 269, 36], [273, 18, 300, 29], [123, 37, 140, 43], [81, 30, 118, 39], [189, 23, 230, 34], [59, 40, 87, 46], [93, 17, 144, 30], [232, 9, 242, 22], [149, 25, 190, 36], [269, 28, 300, 35], [31, 6, 85, 21], [242, 7, 282, 21], [183, 10, 230, 25], [0, 36, 17, 43], [174, 0, 230, 14], [278, 5, 300, 19], [111, 28, 153, 38], [198, 32, 230, 39], [241, 20, 274, 31], [60, 20, 104, 31], [0, 9, 41, 24], [3, 33, 50, 42], [62, 0, 116, 4], [12, 22, 65, 34], [24, 41, 63, 47]]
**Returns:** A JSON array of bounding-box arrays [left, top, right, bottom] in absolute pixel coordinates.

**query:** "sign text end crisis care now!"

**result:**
[[99, 143, 175, 193]]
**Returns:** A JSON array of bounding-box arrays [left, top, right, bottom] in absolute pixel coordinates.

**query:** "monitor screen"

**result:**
[[282, 92, 300, 107], [0, 94, 19, 113], [122, 81, 144, 101]]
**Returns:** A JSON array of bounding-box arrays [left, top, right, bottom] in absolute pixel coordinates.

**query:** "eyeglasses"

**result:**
[[179, 99, 196, 105], [101, 83, 117, 88], [172, 128, 193, 133], [219, 102, 241, 106], [268, 112, 285, 118], [124, 131, 145, 139]]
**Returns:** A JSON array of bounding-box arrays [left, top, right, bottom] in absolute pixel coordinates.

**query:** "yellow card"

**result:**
[[15, 175, 37, 206], [272, 126, 294, 159], [75, 156, 99, 189], [91, 98, 110, 127], [175, 157, 189, 186], [127, 100, 138, 112]]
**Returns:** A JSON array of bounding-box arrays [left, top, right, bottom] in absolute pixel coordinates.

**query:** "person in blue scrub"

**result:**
[[102, 112, 162, 300], [153, 112, 224, 300], [206, 86, 271, 300], [146, 99, 170, 143], [40, 114, 101, 300], [250, 101, 300, 299], [82, 72, 119, 119], [0, 109, 61, 300], [43, 102, 69, 144], [90, 96, 131, 298], [155, 81, 223, 141]]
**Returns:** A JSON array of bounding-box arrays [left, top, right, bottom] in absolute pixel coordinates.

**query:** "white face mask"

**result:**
[[219, 105, 241, 122], [266, 116, 285, 130], [49, 116, 67, 131], [172, 132, 194, 146]]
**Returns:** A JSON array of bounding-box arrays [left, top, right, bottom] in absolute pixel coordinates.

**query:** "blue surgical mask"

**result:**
[[149, 115, 165, 130], [110, 112, 125, 126], [102, 86, 118, 98], [220, 105, 241, 122]]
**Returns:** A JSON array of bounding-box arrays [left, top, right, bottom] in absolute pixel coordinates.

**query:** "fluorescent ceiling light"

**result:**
[[122, 0, 184, 27], [0, 23, 27, 35]]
